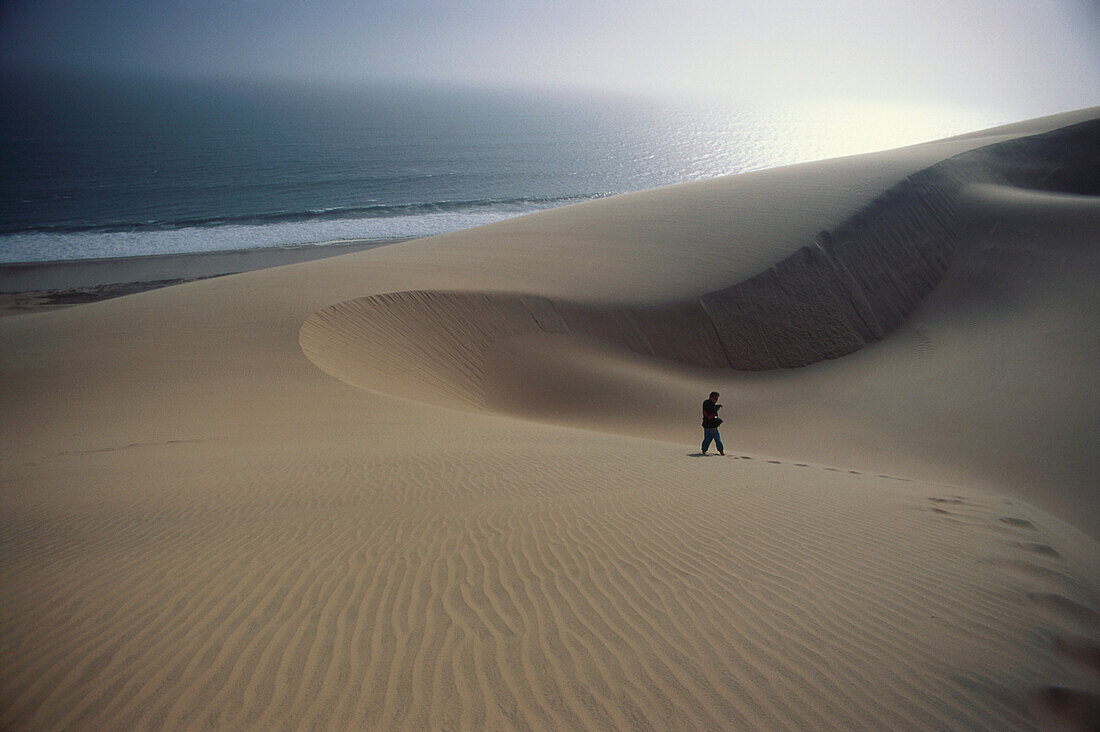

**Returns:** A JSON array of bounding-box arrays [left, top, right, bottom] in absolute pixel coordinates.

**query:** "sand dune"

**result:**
[[2, 109, 1099, 729], [4, 439, 1094, 729], [301, 114, 1099, 533], [302, 117, 1097, 374]]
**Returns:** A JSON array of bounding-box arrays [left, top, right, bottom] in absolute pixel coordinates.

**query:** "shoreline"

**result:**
[[0, 238, 406, 294], [2, 109, 1097, 729], [0, 238, 406, 315]]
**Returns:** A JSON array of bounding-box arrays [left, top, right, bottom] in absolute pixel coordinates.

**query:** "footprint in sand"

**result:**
[[927, 496, 1007, 523], [1028, 686, 1100, 730], [984, 558, 1073, 583], [1001, 532, 1100, 728], [1012, 542, 1063, 558], [1054, 635, 1100, 674], [1027, 593, 1100, 628], [999, 517, 1037, 530], [927, 497, 971, 516]]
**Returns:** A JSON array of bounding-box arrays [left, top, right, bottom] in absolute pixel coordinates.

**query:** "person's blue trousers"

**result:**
[[702, 428, 723, 453]]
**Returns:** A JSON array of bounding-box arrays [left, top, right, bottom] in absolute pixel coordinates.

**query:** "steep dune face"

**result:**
[[299, 115, 1099, 535], [2, 111, 1098, 730], [301, 119, 1098, 387]]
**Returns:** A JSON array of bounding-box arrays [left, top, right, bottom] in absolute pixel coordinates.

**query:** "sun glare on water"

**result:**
[[744, 98, 1006, 165]]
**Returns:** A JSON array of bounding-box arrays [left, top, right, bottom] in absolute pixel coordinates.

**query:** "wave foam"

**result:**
[[0, 203, 573, 262]]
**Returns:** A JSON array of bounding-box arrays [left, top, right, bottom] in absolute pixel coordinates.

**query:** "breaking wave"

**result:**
[[0, 196, 591, 262]]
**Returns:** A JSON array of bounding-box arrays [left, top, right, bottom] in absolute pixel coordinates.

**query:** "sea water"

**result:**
[[0, 72, 1007, 263]]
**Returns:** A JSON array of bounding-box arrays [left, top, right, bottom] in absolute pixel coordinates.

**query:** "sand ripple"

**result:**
[[4, 111, 1098, 730], [3, 443, 1097, 729]]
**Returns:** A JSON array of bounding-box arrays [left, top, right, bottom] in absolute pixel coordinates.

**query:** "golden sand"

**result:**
[[2, 109, 1097, 729]]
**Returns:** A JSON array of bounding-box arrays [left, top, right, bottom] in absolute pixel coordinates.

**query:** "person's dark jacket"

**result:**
[[702, 400, 722, 429]]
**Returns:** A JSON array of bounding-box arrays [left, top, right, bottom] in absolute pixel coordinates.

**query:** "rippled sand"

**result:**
[[2, 108, 1097, 729]]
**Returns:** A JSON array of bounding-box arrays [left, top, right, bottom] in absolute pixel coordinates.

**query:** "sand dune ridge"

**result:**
[[301, 118, 1099, 411], [3, 110, 1098, 730]]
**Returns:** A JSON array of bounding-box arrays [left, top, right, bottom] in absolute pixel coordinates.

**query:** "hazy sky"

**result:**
[[2, 0, 1098, 111]]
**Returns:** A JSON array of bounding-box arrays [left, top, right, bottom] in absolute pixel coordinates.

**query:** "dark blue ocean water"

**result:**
[[0, 73, 1004, 262]]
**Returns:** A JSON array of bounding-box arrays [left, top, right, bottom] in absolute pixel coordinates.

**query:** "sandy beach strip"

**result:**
[[1, 109, 1098, 729], [0, 239, 402, 315]]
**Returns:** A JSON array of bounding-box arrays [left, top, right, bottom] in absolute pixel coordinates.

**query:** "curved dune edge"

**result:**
[[1, 112, 1097, 730], [300, 118, 1099, 410]]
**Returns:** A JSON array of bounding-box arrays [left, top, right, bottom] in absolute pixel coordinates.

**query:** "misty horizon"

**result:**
[[2, 0, 1098, 116]]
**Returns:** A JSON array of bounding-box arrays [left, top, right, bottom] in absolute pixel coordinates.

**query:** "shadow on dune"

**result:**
[[297, 116, 1100, 537], [300, 119, 1098, 407]]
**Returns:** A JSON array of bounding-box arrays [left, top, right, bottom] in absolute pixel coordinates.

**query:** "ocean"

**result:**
[[0, 73, 1008, 263]]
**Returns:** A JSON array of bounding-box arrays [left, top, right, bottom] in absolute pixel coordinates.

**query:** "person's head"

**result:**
[[709, 391, 720, 401]]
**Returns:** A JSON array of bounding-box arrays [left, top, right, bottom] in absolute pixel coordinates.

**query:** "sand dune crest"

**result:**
[[3, 109, 1099, 729], [301, 118, 1099, 412]]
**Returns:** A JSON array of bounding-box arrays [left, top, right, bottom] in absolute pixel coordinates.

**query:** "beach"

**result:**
[[1, 108, 1098, 729], [0, 240, 396, 316]]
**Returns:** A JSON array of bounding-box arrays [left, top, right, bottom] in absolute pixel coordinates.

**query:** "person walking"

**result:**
[[701, 391, 724, 456]]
